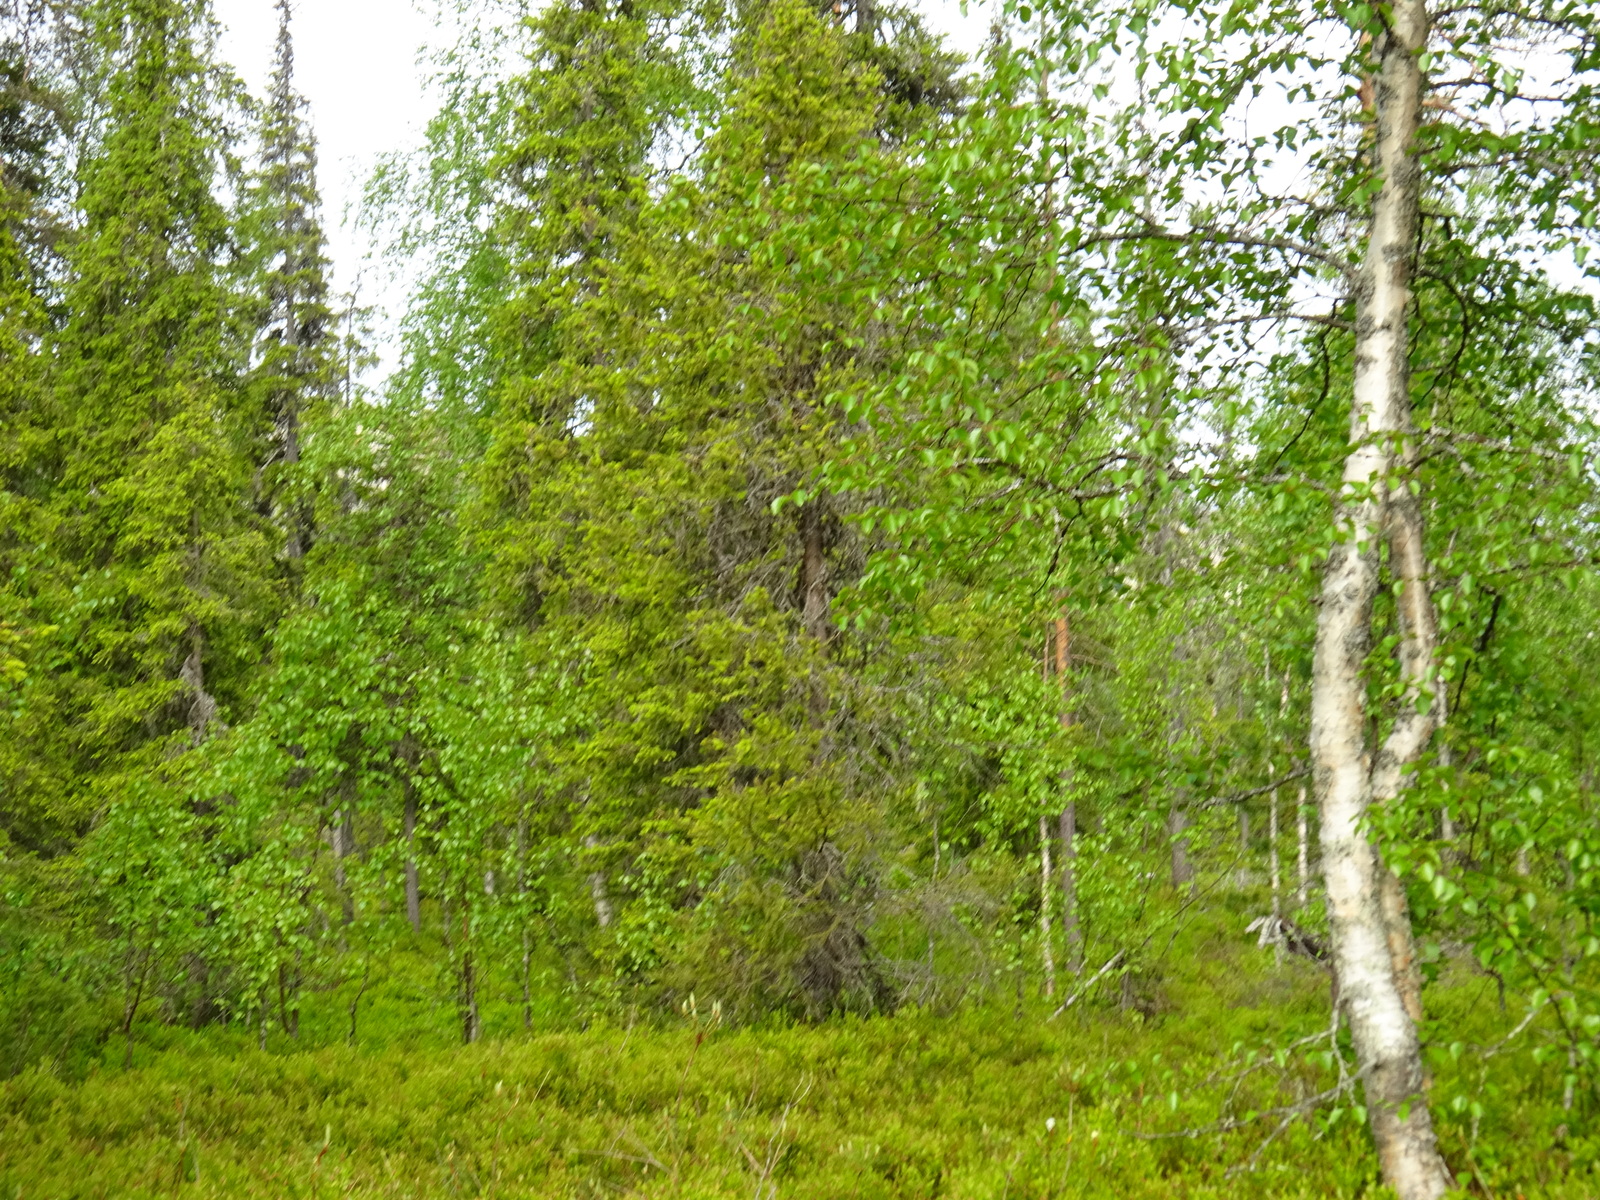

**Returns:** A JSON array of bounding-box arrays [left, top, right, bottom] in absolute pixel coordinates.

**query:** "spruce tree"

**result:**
[[0, 12, 69, 854], [30, 0, 271, 861], [480, 0, 958, 1017], [238, 0, 334, 567]]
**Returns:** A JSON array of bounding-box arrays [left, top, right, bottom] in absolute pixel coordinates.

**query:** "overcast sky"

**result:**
[[210, 0, 991, 375], [212, 0, 440, 358]]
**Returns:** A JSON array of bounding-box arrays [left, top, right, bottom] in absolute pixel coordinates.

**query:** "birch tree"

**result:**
[[1307, 3, 1451, 1190], [821, 0, 1600, 1187], [1044, 0, 1600, 1192]]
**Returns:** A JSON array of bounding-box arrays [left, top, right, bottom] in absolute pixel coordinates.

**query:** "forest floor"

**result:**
[[2, 912, 1595, 1198]]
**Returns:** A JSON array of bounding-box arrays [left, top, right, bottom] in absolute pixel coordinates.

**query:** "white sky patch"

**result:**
[[212, 0, 443, 370]]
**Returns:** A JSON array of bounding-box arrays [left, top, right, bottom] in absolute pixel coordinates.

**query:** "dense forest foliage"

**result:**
[[3, 0, 1600, 1194]]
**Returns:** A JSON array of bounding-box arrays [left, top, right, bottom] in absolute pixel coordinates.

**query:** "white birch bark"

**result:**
[[403, 783, 421, 933], [1370, 342, 1441, 1025], [1060, 803, 1082, 975], [584, 833, 615, 929], [1296, 783, 1310, 908], [1269, 766, 1282, 917], [1039, 815, 1057, 999], [1310, 4, 1453, 1195], [1168, 801, 1193, 890]]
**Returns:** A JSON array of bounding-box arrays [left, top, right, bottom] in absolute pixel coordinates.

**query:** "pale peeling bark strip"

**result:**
[[1310, 3, 1453, 1197], [1373, 432, 1440, 1024], [1060, 803, 1082, 975], [1371, 336, 1442, 1027], [1040, 815, 1057, 999], [584, 833, 616, 929]]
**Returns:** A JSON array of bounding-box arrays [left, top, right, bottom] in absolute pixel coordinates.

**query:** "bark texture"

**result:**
[[1168, 802, 1193, 889], [1269, 767, 1282, 919], [1051, 613, 1082, 974], [1310, 5, 1452, 1197], [584, 833, 616, 928], [1296, 783, 1310, 907], [1059, 803, 1082, 975], [798, 498, 831, 641], [1039, 814, 1056, 998], [179, 626, 220, 744], [404, 783, 421, 933]]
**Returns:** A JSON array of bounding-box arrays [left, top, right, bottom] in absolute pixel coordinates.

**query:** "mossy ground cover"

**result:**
[[2, 921, 1594, 1198]]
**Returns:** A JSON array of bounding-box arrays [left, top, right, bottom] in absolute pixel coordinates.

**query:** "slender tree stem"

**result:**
[[1310, 5, 1452, 1194]]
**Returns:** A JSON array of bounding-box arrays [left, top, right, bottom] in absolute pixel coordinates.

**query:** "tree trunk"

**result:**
[[278, 958, 300, 1038], [404, 783, 421, 933], [1369, 295, 1442, 1028], [1296, 783, 1310, 908], [798, 498, 830, 640], [331, 809, 355, 926], [121, 945, 151, 1070], [1310, 5, 1452, 1195], [518, 813, 534, 1032], [1269, 764, 1282, 965], [179, 625, 220, 744], [461, 950, 480, 1044], [440, 893, 480, 1044], [1166, 667, 1193, 892], [1039, 815, 1057, 999], [1269, 767, 1281, 920], [521, 928, 535, 1033], [1168, 801, 1193, 890], [584, 833, 615, 928], [1059, 803, 1082, 975], [280, 385, 305, 560], [1237, 804, 1251, 887]]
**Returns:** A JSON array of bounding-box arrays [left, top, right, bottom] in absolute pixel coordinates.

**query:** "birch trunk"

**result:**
[[1269, 765, 1282, 966], [1039, 815, 1057, 999], [1059, 803, 1082, 975], [1296, 783, 1310, 907], [1370, 312, 1441, 1026], [403, 782, 421, 933], [1168, 801, 1193, 890], [1237, 805, 1251, 888], [329, 807, 355, 927], [179, 625, 220, 744], [1166, 669, 1193, 892], [1310, 5, 1452, 1195], [584, 833, 616, 928], [1269, 765, 1282, 917], [518, 813, 534, 1032]]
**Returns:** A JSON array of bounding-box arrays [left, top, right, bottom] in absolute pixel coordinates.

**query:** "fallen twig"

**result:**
[[1048, 950, 1125, 1019]]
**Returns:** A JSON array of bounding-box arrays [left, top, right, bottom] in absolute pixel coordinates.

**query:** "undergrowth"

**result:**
[[2, 912, 1594, 1198]]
